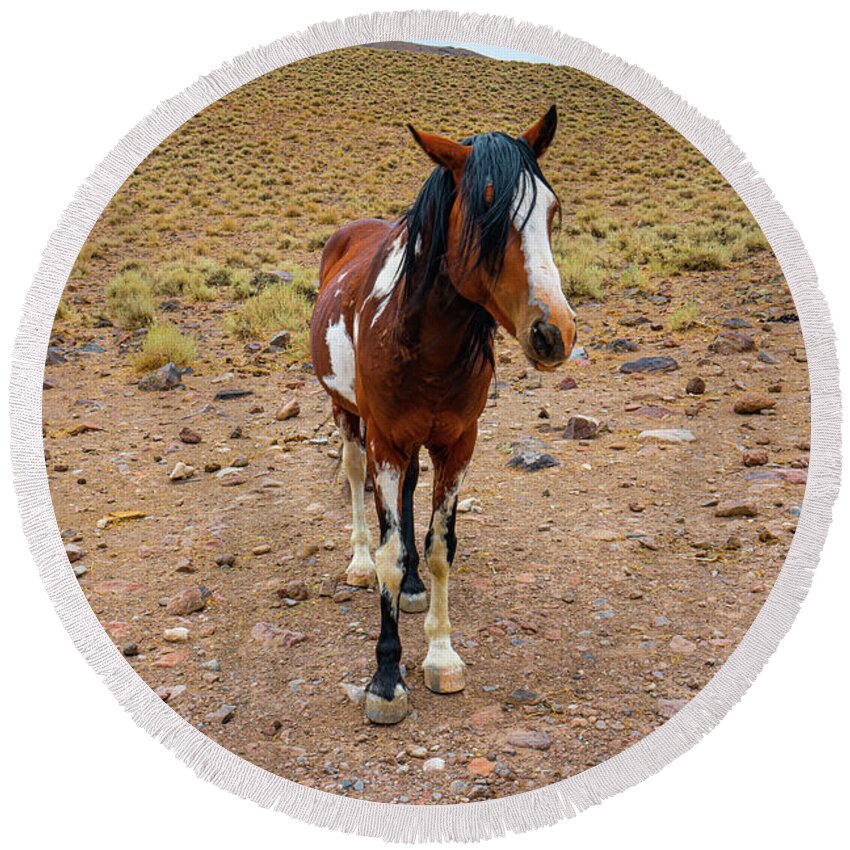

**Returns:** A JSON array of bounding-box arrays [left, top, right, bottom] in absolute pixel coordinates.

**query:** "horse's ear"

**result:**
[[520, 105, 558, 158], [407, 125, 471, 174]]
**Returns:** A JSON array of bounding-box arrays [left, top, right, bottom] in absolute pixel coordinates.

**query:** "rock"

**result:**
[[563, 415, 600, 440], [332, 588, 353, 604], [168, 461, 195, 481], [178, 426, 201, 444], [206, 704, 236, 724], [686, 376, 706, 395], [252, 544, 271, 556], [733, 393, 776, 414], [658, 698, 689, 719], [165, 585, 210, 615], [709, 330, 755, 355], [163, 627, 189, 642], [46, 346, 67, 365], [407, 745, 428, 759], [274, 399, 301, 421], [720, 317, 752, 329], [506, 688, 541, 706], [606, 338, 638, 353], [758, 351, 781, 364], [64, 543, 83, 563], [715, 501, 759, 518], [422, 758, 446, 772], [556, 376, 578, 391], [155, 684, 187, 703], [467, 784, 495, 801], [201, 659, 221, 672], [669, 635, 697, 654], [214, 553, 236, 568], [250, 622, 307, 648], [139, 362, 182, 391], [743, 448, 769, 466], [569, 346, 589, 361], [743, 468, 807, 485], [281, 578, 309, 601], [636, 429, 695, 444], [507, 451, 559, 472], [214, 388, 253, 401], [73, 564, 88, 578], [468, 757, 495, 777], [450, 780, 470, 795], [618, 356, 679, 374], [268, 330, 292, 350], [507, 729, 551, 751], [340, 683, 365, 704], [122, 642, 139, 657]]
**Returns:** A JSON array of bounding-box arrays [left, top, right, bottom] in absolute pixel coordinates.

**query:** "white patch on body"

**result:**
[[369, 236, 405, 327], [512, 175, 576, 320], [323, 317, 357, 405]]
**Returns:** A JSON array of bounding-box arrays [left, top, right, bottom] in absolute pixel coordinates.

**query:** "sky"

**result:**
[[415, 40, 558, 65]]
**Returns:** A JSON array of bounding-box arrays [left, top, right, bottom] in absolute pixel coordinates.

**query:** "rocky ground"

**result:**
[[44, 249, 809, 804]]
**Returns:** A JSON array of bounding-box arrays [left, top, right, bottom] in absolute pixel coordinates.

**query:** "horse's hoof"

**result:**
[[365, 685, 408, 724], [399, 590, 428, 613], [422, 663, 466, 694], [345, 556, 375, 588]]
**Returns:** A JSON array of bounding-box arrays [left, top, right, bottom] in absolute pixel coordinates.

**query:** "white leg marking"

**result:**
[[324, 318, 357, 405], [343, 437, 375, 587], [374, 463, 404, 614], [423, 472, 466, 693]]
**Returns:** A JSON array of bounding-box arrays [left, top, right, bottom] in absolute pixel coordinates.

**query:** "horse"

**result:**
[[309, 106, 577, 724]]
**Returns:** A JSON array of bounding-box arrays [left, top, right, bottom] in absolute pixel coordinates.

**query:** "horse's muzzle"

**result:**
[[530, 320, 569, 368]]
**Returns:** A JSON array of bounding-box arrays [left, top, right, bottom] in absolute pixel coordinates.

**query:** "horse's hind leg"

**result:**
[[421, 427, 475, 694], [337, 409, 376, 588], [399, 451, 427, 613]]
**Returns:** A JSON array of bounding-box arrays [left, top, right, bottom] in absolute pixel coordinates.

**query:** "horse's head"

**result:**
[[408, 107, 576, 371]]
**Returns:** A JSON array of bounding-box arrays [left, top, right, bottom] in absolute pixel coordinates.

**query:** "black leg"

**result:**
[[399, 451, 427, 612]]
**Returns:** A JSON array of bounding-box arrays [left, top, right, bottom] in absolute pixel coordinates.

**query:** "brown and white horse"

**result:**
[[310, 107, 576, 723]]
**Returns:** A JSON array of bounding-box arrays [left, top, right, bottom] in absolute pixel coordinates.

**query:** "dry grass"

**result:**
[[105, 269, 156, 329], [130, 321, 197, 372]]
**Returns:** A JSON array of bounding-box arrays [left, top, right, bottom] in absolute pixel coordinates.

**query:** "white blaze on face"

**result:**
[[323, 317, 357, 405], [369, 236, 405, 327], [511, 174, 576, 321]]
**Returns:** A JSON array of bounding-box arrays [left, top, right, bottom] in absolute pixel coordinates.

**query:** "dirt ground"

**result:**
[[43, 246, 809, 804]]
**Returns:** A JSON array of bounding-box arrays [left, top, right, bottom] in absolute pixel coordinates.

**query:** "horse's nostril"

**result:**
[[531, 321, 564, 362]]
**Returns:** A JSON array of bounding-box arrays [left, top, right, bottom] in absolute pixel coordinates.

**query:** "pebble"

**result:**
[[563, 415, 600, 440], [733, 393, 776, 415], [268, 330, 292, 350], [450, 780, 469, 795], [743, 448, 769, 466], [506, 729, 551, 751], [618, 356, 679, 374], [214, 553, 236, 567], [274, 399, 301, 421], [715, 501, 759, 518], [178, 426, 202, 444], [139, 362, 182, 391], [669, 635, 697, 654], [214, 388, 253, 400], [556, 377, 578, 391], [73, 564, 88, 578], [122, 642, 139, 657], [250, 622, 307, 648], [407, 745, 428, 759], [507, 450, 559, 472], [340, 683, 365, 704], [686, 376, 706, 395], [201, 659, 221, 672], [636, 429, 695, 444], [506, 688, 541, 706], [64, 543, 83, 563], [658, 698, 689, 718], [206, 704, 236, 724], [252, 544, 272, 556], [709, 330, 755, 354], [468, 757, 495, 777], [168, 461, 195, 481], [163, 627, 189, 642], [422, 758, 446, 772], [165, 585, 209, 615], [281, 578, 309, 601]]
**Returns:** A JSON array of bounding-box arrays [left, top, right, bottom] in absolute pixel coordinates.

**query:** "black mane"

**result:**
[[397, 132, 556, 371]]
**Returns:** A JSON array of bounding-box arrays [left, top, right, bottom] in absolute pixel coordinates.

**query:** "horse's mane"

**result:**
[[397, 132, 556, 372]]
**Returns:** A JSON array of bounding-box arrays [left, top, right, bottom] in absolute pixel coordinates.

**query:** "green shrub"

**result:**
[[105, 269, 156, 329], [130, 321, 197, 372]]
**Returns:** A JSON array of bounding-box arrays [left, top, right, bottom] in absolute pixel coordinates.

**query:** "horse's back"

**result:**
[[311, 218, 394, 417]]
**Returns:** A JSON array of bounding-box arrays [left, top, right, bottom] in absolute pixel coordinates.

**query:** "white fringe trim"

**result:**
[[8, 10, 841, 843]]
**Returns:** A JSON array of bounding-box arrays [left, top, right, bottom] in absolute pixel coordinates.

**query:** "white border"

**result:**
[[8, 10, 841, 843]]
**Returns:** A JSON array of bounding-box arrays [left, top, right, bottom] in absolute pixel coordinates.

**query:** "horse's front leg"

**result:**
[[422, 426, 476, 694], [364, 432, 410, 724], [399, 451, 428, 613]]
